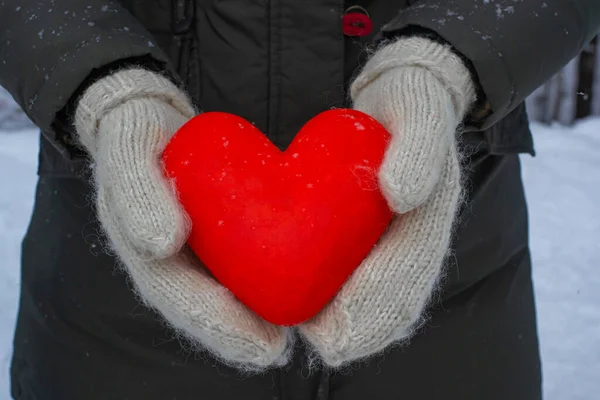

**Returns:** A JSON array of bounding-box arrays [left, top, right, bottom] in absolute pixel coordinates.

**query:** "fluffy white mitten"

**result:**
[[75, 68, 291, 370], [299, 37, 477, 367]]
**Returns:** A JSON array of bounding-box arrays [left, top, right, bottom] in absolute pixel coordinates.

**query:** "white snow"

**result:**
[[0, 88, 34, 131], [0, 128, 38, 397], [523, 119, 600, 400], [0, 120, 599, 398]]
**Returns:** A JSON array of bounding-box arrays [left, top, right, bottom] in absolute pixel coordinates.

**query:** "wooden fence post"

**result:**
[[592, 36, 600, 116], [576, 36, 597, 119]]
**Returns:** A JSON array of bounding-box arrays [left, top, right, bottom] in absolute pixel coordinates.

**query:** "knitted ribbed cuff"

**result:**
[[351, 37, 477, 119], [75, 68, 196, 152]]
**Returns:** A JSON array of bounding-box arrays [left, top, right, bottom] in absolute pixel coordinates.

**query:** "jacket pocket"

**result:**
[[170, 0, 202, 106], [37, 133, 89, 178], [119, 0, 202, 105], [40, 0, 202, 178], [462, 103, 535, 156]]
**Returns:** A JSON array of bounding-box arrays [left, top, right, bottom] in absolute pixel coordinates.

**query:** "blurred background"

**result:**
[[0, 37, 599, 400], [527, 36, 600, 124]]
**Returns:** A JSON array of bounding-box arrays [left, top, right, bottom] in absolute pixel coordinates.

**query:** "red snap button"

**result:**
[[343, 6, 373, 37]]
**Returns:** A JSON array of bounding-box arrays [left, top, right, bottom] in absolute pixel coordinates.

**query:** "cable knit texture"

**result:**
[[74, 68, 291, 370], [351, 36, 476, 213], [299, 37, 477, 367]]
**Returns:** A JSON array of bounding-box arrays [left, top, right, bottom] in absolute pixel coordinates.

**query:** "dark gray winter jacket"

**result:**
[[1, 1, 598, 158], [1, 1, 599, 400]]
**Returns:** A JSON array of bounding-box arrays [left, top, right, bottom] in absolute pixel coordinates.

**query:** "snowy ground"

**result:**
[[0, 121, 599, 399], [0, 128, 38, 399], [522, 119, 600, 400]]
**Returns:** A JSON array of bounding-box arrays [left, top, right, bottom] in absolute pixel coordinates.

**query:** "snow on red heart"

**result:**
[[162, 109, 394, 325]]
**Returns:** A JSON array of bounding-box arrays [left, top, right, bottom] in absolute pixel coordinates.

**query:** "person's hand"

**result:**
[[299, 37, 477, 367], [74, 68, 291, 370]]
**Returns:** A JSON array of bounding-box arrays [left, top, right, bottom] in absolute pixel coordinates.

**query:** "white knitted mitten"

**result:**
[[299, 37, 477, 367], [75, 68, 290, 370]]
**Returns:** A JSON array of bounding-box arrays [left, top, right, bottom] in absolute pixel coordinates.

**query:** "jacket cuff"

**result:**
[[352, 36, 477, 120], [378, 6, 513, 131], [53, 55, 174, 160], [74, 68, 196, 152]]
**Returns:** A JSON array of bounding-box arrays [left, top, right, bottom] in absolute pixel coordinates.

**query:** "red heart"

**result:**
[[162, 109, 394, 325]]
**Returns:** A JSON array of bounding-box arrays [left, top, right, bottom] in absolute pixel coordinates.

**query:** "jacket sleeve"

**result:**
[[0, 0, 175, 149], [380, 0, 600, 130]]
